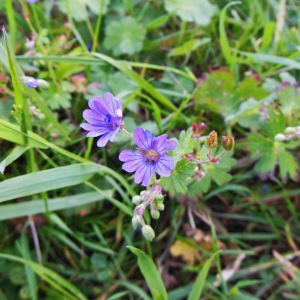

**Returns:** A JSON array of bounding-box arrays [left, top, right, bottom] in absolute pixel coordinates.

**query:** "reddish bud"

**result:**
[[191, 122, 206, 137], [205, 130, 218, 148], [221, 135, 234, 151]]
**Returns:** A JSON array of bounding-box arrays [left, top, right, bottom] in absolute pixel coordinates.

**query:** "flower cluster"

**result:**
[[81, 92, 234, 241], [81, 92, 177, 186]]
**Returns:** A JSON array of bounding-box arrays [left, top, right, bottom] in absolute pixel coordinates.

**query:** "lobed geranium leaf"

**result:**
[[170, 128, 198, 161], [159, 158, 195, 195], [249, 108, 298, 179], [193, 69, 267, 120], [58, 0, 110, 21], [188, 147, 236, 196], [104, 17, 146, 56], [165, 0, 217, 26]]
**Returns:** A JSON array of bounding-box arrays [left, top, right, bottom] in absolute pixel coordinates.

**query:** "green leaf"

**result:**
[[41, 83, 71, 110], [0, 253, 87, 300], [0, 163, 101, 203], [104, 17, 146, 56], [165, 0, 217, 26], [159, 158, 195, 196], [238, 51, 300, 71], [170, 128, 197, 161], [248, 133, 298, 179], [0, 190, 105, 223], [0, 120, 48, 149], [277, 143, 298, 179], [58, 0, 110, 21], [188, 149, 236, 196], [0, 145, 30, 174], [168, 38, 210, 57], [19, 234, 38, 300], [193, 69, 267, 118], [219, 2, 241, 69], [127, 246, 168, 300], [187, 251, 219, 300]]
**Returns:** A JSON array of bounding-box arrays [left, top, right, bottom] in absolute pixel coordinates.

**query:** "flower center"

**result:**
[[105, 114, 123, 130], [138, 148, 159, 163]]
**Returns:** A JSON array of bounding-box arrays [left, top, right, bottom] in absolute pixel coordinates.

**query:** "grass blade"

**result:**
[[187, 251, 219, 300], [0, 163, 101, 202], [127, 246, 168, 300]]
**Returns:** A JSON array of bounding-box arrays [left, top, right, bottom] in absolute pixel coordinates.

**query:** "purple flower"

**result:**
[[119, 128, 177, 186], [26, 78, 38, 88], [81, 92, 123, 147], [26, 0, 38, 2]]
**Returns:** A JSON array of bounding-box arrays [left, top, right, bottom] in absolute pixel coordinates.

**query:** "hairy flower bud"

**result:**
[[155, 193, 164, 201], [132, 215, 142, 229], [192, 122, 206, 137], [285, 127, 296, 134], [142, 225, 155, 241], [156, 203, 165, 211], [151, 209, 160, 219], [275, 133, 286, 142], [221, 135, 234, 151], [205, 130, 218, 148], [132, 195, 141, 205]]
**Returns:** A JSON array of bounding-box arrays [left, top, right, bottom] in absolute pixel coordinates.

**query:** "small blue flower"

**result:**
[[81, 92, 123, 147], [26, 0, 38, 2], [26, 78, 38, 88], [119, 128, 177, 186]]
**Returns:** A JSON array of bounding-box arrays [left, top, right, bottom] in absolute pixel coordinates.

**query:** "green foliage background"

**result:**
[[0, 0, 300, 299]]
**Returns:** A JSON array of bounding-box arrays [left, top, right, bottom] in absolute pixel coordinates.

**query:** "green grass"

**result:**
[[0, 0, 300, 299]]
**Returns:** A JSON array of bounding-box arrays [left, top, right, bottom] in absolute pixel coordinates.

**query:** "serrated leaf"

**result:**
[[277, 143, 298, 179], [170, 128, 198, 161], [41, 83, 71, 110], [165, 0, 217, 26], [193, 69, 267, 118], [58, 0, 110, 21], [248, 133, 298, 179], [104, 17, 146, 56], [159, 158, 195, 195]]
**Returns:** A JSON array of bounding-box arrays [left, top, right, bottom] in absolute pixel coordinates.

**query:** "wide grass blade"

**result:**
[[187, 251, 219, 300], [0, 120, 47, 148], [0, 163, 101, 202], [219, 1, 241, 70], [0, 145, 30, 174], [127, 246, 168, 300]]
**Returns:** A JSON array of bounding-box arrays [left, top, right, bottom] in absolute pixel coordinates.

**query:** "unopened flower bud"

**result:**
[[140, 191, 148, 197], [132, 215, 142, 229], [36, 79, 50, 89], [155, 193, 164, 201], [275, 133, 286, 142], [205, 130, 218, 148], [221, 135, 234, 151], [142, 225, 155, 241], [285, 127, 296, 134], [156, 203, 165, 211], [192, 122, 206, 137], [151, 209, 160, 219], [132, 195, 141, 205]]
